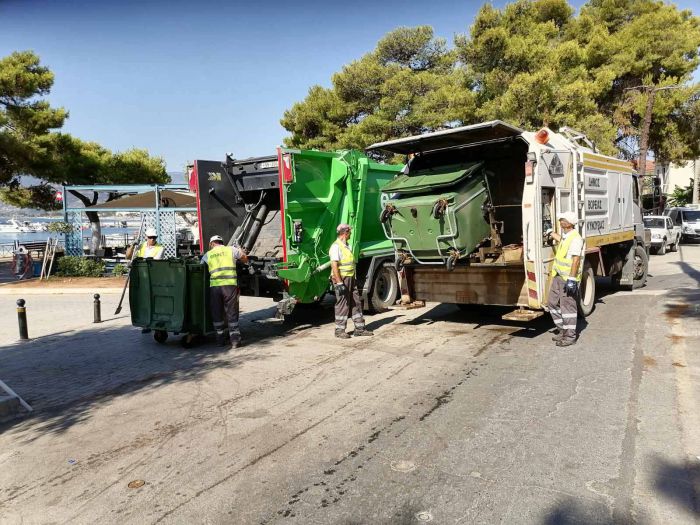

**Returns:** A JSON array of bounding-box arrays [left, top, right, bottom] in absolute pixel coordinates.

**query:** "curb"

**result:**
[[0, 288, 124, 295]]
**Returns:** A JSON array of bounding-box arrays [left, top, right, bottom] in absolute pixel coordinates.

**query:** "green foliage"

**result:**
[[46, 221, 76, 234], [283, 0, 700, 163], [56, 256, 105, 277], [281, 26, 471, 159], [0, 50, 169, 211], [0, 51, 67, 186], [667, 179, 694, 207], [111, 263, 129, 276]]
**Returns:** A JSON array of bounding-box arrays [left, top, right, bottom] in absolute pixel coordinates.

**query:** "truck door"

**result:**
[[619, 173, 633, 229]]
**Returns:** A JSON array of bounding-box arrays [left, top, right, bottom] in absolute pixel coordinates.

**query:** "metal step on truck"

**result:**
[[369, 120, 649, 320], [190, 149, 404, 318]]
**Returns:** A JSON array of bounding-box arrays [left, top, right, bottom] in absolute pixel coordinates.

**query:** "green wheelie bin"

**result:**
[[129, 258, 214, 345]]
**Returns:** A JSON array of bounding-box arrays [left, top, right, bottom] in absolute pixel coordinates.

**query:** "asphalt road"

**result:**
[[0, 244, 698, 524]]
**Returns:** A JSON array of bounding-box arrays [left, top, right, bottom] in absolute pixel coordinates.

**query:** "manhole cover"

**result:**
[[416, 511, 433, 522], [128, 480, 145, 489], [390, 460, 416, 472]]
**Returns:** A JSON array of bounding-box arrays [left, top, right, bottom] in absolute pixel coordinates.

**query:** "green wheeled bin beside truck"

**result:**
[[129, 258, 213, 344]]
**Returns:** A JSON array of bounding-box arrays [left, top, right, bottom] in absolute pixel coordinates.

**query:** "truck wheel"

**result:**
[[577, 261, 595, 318], [631, 245, 648, 290], [670, 236, 679, 252], [153, 330, 168, 344], [657, 240, 666, 255], [369, 265, 399, 312]]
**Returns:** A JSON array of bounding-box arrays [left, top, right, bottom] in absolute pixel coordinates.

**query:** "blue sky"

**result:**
[[1, 0, 698, 178]]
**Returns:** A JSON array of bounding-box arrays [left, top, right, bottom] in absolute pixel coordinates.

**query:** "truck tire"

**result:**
[[577, 261, 595, 318], [630, 245, 648, 290], [657, 239, 666, 255], [369, 265, 399, 312], [670, 236, 679, 252]]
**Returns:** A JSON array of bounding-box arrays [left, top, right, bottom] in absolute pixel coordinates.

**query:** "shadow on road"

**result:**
[[652, 455, 700, 517], [0, 302, 340, 438], [541, 497, 614, 524], [399, 303, 554, 339]]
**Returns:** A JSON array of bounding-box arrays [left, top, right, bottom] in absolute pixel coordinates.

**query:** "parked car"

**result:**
[[643, 215, 680, 254], [664, 205, 700, 243]]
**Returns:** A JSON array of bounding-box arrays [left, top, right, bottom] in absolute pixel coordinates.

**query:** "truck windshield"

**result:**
[[682, 210, 700, 221], [643, 218, 665, 228]]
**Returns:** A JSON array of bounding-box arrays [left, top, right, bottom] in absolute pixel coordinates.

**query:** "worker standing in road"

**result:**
[[545, 211, 584, 347], [135, 228, 165, 259], [330, 224, 373, 339], [201, 235, 248, 348]]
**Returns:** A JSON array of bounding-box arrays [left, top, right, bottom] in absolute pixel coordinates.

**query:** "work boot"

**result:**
[[556, 339, 576, 347], [551, 329, 562, 342], [353, 328, 374, 337], [335, 330, 351, 339], [230, 338, 241, 349]]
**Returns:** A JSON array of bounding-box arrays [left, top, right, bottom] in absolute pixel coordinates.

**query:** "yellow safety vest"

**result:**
[[137, 242, 164, 259], [206, 245, 238, 287], [551, 230, 583, 282], [332, 240, 355, 278]]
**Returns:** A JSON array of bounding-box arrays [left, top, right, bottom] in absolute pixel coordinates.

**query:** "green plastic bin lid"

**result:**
[[382, 161, 484, 194]]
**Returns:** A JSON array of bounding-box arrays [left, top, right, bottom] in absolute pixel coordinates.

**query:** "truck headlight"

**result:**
[[652, 233, 661, 239], [683, 226, 693, 233]]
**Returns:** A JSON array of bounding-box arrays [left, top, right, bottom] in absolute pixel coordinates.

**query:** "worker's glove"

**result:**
[[334, 282, 347, 296], [564, 278, 579, 297]]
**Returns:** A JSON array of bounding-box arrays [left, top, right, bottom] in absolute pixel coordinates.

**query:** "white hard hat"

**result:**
[[558, 211, 578, 226], [145, 227, 158, 237], [210, 235, 224, 243]]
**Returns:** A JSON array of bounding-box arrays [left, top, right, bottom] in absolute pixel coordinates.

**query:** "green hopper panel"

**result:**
[[277, 149, 403, 303]]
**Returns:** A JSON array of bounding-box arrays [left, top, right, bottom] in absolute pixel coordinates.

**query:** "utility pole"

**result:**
[[693, 158, 700, 204]]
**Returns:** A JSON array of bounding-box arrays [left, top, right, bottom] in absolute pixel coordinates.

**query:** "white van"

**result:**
[[664, 205, 700, 243]]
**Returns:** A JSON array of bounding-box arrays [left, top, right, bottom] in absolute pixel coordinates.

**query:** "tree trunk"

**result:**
[[68, 190, 101, 254]]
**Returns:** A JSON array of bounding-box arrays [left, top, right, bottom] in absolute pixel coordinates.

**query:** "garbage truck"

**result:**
[[192, 149, 404, 317], [369, 120, 649, 320]]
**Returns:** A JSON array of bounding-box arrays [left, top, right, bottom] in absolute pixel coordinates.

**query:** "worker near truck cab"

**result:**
[[330, 224, 373, 339], [201, 235, 248, 348], [545, 211, 584, 347], [135, 228, 164, 259]]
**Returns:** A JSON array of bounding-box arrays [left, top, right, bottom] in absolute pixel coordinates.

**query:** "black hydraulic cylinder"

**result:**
[[16, 299, 28, 340], [93, 293, 102, 323], [242, 204, 269, 252]]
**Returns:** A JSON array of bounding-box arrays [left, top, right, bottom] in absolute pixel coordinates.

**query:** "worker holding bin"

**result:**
[[330, 224, 374, 339], [201, 235, 248, 348], [545, 211, 584, 347]]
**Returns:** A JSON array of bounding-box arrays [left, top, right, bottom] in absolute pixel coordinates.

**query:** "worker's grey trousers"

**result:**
[[210, 285, 240, 343], [547, 275, 578, 343], [334, 276, 366, 332]]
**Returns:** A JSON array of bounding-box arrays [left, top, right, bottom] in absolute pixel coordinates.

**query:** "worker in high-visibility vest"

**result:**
[[201, 235, 248, 348], [135, 228, 164, 259], [545, 211, 584, 347], [329, 224, 373, 339]]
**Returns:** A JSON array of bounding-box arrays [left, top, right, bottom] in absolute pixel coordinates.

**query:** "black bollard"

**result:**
[[93, 294, 102, 323], [17, 299, 28, 340]]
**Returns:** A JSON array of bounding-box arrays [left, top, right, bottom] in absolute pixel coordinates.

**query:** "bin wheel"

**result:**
[[154, 330, 168, 344]]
